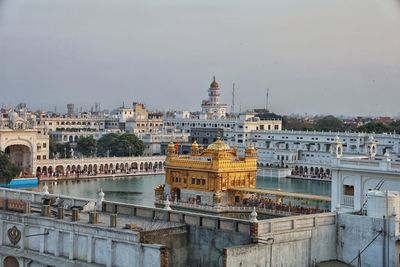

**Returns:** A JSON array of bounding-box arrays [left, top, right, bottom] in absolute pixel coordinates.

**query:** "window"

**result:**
[[43, 155, 46, 160], [37, 155, 41, 160], [43, 143, 47, 148], [343, 185, 354, 196], [274, 125, 279, 130], [202, 179, 205, 186], [192, 178, 195, 184]]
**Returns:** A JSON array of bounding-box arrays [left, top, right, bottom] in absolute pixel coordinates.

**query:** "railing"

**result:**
[[342, 195, 354, 207], [156, 200, 294, 216], [0, 187, 94, 207]]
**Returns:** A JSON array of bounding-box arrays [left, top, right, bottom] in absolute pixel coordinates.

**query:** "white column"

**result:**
[[106, 239, 112, 267], [54, 230, 60, 257], [69, 232, 74, 260], [39, 227, 45, 253], [20, 225, 25, 251], [0, 221, 3, 246], [87, 235, 93, 263]]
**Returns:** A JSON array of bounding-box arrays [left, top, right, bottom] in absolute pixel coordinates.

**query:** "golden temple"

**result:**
[[162, 139, 257, 205]]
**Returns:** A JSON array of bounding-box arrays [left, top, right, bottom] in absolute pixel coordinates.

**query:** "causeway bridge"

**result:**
[[33, 156, 166, 176]]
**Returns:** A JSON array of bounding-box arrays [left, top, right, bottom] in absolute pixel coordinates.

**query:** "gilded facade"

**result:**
[[164, 139, 257, 205]]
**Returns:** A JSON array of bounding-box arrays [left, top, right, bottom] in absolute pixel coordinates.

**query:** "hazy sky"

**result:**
[[1, 0, 400, 116]]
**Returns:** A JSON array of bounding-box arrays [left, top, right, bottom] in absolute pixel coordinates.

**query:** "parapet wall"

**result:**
[[0, 211, 164, 267], [103, 200, 253, 235], [224, 213, 337, 267]]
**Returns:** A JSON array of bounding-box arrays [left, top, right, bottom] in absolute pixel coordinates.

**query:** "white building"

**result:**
[[0, 105, 49, 174], [200, 77, 228, 119]]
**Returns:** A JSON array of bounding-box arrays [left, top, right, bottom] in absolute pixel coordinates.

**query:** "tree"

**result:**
[[357, 122, 392, 134], [77, 136, 96, 157], [282, 116, 313, 131], [0, 151, 21, 184], [96, 133, 119, 157], [49, 138, 57, 159], [97, 133, 144, 157], [314, 115, 344, 132], [49, 138, 72, 159]]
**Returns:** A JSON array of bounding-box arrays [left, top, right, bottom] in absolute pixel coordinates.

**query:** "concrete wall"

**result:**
[[224, 213, 337, 267], [103, 201, 254, 267], [0, 211, 164, 267], [337, 213, 399, 267]]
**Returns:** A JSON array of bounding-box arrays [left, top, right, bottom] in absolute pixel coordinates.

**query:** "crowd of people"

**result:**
[[38, 167, 160, 179], [241, 197, 329, 215], [291, 170, 332, 181]]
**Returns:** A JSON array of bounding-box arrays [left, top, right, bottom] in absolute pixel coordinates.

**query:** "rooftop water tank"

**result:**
[[367, 190, 400, 219]]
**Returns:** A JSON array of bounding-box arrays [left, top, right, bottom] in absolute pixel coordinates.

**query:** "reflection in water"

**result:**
[[257, 176, 331, 196], [36, 174, 330, 207]]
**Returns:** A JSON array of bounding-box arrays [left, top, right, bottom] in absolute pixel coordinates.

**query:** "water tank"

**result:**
[[367, 190, 400, 219]]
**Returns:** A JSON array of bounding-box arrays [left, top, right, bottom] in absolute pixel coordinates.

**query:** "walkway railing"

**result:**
[[155, 200, 295, 216]]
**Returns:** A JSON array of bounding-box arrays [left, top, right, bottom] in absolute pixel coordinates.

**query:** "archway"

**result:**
[[131, 162, 138, 170], [55, 165, 64, 173], [171, 188, 181, 201], [5, 144, 31, 174], [3, 256, 19, 267]]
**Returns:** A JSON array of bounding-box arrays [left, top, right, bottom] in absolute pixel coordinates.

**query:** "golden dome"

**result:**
[[191, 140, 199, 147], [210, 76, 219, 88], [168, 142, 175, 149], [207, 139, 230, 151]]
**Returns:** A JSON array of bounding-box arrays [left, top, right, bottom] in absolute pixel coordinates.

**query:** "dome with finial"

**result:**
[[210, 76, 219, 88], [191, 140, 200, 149], [207, 139, 230, 151]]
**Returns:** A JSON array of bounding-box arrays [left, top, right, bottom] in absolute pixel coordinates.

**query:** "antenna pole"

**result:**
[[266, 88, 269, 111], [231, 83, 235, 114]]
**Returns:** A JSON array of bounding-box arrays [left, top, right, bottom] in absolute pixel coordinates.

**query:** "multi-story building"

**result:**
[[0, 105, 49, 174], [125, 103, 164, 134]]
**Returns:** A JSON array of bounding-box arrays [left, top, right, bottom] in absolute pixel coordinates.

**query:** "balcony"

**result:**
[[342, 195, 354, 207]]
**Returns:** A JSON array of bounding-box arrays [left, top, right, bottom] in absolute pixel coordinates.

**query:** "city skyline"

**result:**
[[1, 0, 400, 117]]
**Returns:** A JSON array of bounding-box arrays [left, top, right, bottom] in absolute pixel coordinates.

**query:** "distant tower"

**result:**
[[366, 136, 377, 158], [208, 76, 220, 105], [201, 76, 228, 119], [67, 104, 75, 117], [231, 83, 235, 114], [332, 136, 343, 158]]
